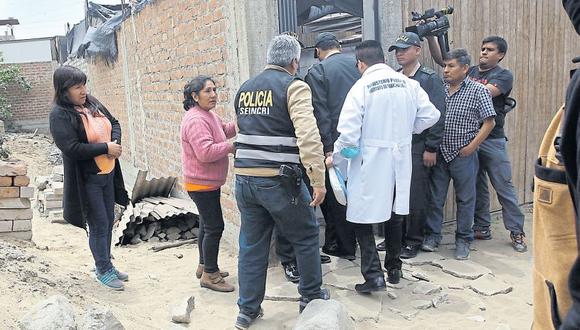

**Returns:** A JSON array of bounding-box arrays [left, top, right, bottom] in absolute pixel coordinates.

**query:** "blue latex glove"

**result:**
[[340, 146, 360, 159]]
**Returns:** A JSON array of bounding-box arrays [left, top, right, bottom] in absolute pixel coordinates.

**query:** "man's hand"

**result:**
[[311, 186, 326, 207], [459, 144, 477, 157], [423, 151, 437, 167], [107, 140, 122, 158], [325, 154, 333, 169]]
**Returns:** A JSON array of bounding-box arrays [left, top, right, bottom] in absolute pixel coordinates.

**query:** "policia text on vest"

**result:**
[[238, 90, 273, 115]]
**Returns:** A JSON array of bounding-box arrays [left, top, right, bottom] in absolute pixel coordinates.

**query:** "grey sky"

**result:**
[[0, 0, 120, 40]]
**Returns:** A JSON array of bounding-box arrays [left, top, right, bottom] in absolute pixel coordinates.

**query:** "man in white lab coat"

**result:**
[[327, 40, 440, 293]]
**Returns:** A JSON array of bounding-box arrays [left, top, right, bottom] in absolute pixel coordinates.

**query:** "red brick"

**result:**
[[12, 176, 30, 187], [0, 176, 12, 186], [0, 160, 27, 176], [0, 187, 19, 198]]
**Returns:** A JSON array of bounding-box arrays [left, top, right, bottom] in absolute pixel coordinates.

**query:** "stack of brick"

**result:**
[[36, 165, 65, 223], [0, 159, 34, 240]]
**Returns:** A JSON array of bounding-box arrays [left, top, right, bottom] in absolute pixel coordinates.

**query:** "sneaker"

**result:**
[[454, 240, 470, 260], [299, 288, 330, 313], [510, 232, 528, 253], [474, 229, 492, 240], [386, 269, 402, 284], [400, 244, 420, 259], [234, 308, 264, 330], [113, 267, 129, 282], [282, 262, 300, 283], [96, 268, 124, 291], [376, 240, 386, 251], [355, 277, 387, 294], [421, 236, 439, 252]]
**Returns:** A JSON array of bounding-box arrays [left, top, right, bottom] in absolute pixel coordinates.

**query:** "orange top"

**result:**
[[76, 107, 114, 174], [183, 182, 218, 192]]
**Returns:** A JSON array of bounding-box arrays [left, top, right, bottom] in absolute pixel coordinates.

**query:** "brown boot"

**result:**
[[196, 264, 229, 279], [200, 271, 235, 292]]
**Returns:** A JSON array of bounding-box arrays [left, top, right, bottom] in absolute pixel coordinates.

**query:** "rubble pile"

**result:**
[[0, 159, 34, 240], [35, 165, 65, 224], [118, 196, 199, 245]]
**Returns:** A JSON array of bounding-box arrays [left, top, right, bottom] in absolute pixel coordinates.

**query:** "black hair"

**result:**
[[482, 35, 508, 54], [355, 40, 385, 67], [317, 39, 340, 51], [183, 75, 215, 111], [446, 48, 471, 66], [52, 65, 102, 117]]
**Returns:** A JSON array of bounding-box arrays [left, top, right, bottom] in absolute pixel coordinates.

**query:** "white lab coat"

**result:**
[[333, 63, 440, 224]]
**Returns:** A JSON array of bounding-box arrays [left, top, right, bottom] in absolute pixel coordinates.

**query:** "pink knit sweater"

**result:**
[[180, 106, 236, 187]]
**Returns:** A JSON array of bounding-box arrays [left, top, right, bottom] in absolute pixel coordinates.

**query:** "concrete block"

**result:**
[[0, 221, 12, 232], [0, 208, 33, 220], [52, 165, 64, 175], [20, 186, 34, 199], [0, 187, 20, 198], [0, 176, 12, 186], [51, 174, 64, 182], [13, 175, 30, 187], [51, 181, 64, 189], [13, 220, 32, 232], [45, 193, 63, 201], [45, 200, 63, 209], [0, 160, 27, 176], [0, 230, 32, 240], [0, 198, 31, 209]]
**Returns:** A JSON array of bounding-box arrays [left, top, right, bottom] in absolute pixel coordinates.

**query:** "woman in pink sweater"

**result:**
[[181, 75, 236, 292]]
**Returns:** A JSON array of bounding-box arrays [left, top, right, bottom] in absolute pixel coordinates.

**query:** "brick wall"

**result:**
[[0, 61, 57, 130], [87, 0, 244, 243]]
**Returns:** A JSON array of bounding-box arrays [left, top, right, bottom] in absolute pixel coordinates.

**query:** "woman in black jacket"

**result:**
[[49, 65, 129, 291]]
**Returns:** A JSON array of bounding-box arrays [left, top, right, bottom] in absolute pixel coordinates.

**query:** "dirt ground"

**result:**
[[0, 133, 533, 329]]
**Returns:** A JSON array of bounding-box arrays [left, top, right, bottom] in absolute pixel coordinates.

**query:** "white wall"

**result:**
[[0, 38, 52, 64]]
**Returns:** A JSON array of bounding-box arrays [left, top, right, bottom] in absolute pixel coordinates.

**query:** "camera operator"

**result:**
[[427, 36, 527, 252]]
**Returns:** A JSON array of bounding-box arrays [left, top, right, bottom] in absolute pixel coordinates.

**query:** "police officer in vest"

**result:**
[[375, 32, 446, 263], [233, 34, 328, 330]]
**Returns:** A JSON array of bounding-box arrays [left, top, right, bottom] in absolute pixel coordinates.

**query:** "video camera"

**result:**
[[405, 6, 454, 56]]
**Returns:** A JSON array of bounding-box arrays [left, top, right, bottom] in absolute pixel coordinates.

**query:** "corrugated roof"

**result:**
[[130, 170, 176, 204]]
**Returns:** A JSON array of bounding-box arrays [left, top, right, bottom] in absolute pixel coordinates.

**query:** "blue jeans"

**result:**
[[425, 152, 479, 242], [235, 175, 322, 317], [84, 172, 115, 274], [474, 138, 525, 234]]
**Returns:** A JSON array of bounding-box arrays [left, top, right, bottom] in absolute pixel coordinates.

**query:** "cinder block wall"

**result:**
[[0, 61, 57, 131]]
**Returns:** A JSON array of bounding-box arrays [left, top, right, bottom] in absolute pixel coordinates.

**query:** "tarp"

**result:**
[[296, 0, 363, 25]]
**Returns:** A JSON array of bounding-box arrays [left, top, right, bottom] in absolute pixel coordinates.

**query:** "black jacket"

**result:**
[[49, 96, 129, 229], [304, 52, 360, 153], [406, 65, 446, 153]]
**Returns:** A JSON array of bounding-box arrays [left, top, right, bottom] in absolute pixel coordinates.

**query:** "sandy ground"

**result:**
[[0, 133, 533, 329]]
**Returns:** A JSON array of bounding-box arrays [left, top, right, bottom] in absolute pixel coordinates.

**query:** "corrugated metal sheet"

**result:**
[[278, 0, 298, 33], [130, 170, 176, 204]]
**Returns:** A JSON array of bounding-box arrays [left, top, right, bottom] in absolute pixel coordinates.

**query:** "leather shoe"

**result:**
[[387, 269, 402, 284], [400, 245, 420, 259], [282, 262, 300, 283], [355, 277, 387, 294]]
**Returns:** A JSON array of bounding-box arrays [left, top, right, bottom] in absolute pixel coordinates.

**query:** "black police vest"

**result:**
[[234, 68, 300, 169]]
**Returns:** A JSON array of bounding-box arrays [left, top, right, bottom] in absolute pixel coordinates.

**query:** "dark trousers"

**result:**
[[235, 175, 322, 317], [404, 150, 430, 246], [382, 214, 404, 271], [85, 172, 115, 275], [320, 169, 357, 255], [188, 189, 225, 273], [353, 223, 383, 281], [276, 230, 295, 265]]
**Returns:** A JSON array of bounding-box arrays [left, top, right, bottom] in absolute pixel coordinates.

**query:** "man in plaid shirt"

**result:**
[[422, 48, 496, 260]]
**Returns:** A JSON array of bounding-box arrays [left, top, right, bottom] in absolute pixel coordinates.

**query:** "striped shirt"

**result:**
[[441, 78, 496, 162]]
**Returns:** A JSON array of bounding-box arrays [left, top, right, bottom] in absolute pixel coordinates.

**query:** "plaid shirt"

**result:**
[[440, 78, 495, 162]]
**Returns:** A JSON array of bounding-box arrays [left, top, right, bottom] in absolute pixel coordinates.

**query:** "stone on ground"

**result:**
[[466, 274, 513, 296], [412, 282, 442, 295], [19, 295, 76, 330], [171, 295, 195, 324], [81, 305, 125, 330], [294, 299, 354, 330], [432, 259, 491, 280]]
